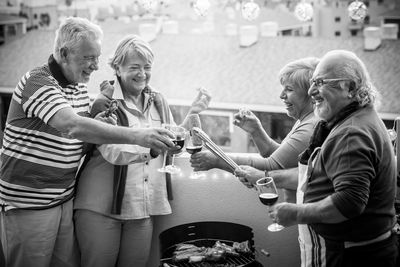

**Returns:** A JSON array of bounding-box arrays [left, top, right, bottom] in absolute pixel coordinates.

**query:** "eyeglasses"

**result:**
[[310, 78, 350, 87]]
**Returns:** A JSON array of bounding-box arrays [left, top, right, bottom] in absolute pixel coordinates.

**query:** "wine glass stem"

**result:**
[[171, 155, 176, 166], [269, 206, 276, 223], [162, 151, 167, 168]]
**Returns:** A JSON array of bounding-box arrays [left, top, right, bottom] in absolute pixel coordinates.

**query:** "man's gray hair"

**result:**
[[329, 50, 379, 107], [53, 17, 103, 61]]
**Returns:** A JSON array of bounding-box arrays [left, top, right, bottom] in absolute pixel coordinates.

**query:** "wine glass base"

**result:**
[[189, 172, 205, 179], [157, 167, 168, 173], [268, 223, 284, 232], [165, 165, 181, 174]]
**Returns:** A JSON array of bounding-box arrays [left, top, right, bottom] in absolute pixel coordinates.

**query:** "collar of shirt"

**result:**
[[300, 110, 315, 122], [113, 76, 152, 113], [48, 54, 84, 90]]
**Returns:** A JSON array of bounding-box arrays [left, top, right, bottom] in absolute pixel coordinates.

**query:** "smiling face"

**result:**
[[63, 36, 101, 83], [280, 81, 312, 120], [308, 55, 353, 122], [116, 49, 152, 97]]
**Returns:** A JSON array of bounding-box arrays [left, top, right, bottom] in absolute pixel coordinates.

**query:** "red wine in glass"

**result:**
[[186, 114, 204, 179], [158, 124, 186, 174], [173, 138, 185, 148], [256, 177, 284, 232], [259, 193, 278, 206], [186, 145, 203, 154]]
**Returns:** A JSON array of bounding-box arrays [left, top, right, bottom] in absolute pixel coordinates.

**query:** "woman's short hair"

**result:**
[[278, 57, 320, 94], [53, 17, 103, 61], [329, 50, 379, 107], [108, 35, 154, 72]]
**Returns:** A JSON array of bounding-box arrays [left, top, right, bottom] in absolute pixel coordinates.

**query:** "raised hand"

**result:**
[[100, 80, 115, 99], [189, 87, 212, 114], [233, 108, 262, 135]]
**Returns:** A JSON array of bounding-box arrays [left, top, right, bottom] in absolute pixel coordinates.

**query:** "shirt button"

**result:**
[[145, 162, 149, 165], [144, 178, 148, 182]]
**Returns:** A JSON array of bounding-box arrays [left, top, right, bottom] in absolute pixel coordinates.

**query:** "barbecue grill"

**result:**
[[159, 221, 264, 267]]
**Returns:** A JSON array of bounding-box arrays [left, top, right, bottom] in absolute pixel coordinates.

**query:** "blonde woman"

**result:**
[[73, 35, 210, 267]]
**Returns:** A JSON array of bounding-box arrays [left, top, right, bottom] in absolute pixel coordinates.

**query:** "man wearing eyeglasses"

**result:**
[[269, 50, 398, 267]]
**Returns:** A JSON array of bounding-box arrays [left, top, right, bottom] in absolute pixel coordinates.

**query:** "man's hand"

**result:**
[[233, 108, 262, 135], [133, 127, 176, 151], [270, 202, 299, 227], [190, 150, 218, 171]]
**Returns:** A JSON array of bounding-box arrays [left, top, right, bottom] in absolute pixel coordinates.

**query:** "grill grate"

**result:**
[[162, 253, 255, 267], [159, 222, 261, 267]]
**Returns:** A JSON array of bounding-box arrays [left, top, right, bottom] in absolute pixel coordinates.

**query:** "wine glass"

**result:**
[[186, 114, 204, 179], [158, 124, 186, 174], [256, 176, 284, 232]]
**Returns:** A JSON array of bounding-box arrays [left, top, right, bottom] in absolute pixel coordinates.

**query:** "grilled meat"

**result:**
[[172, 240, 250, 263], [214, 241, 239, 256], [233, 240, 251, 253]]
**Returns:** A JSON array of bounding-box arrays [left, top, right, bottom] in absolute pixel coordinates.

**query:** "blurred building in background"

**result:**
[[0, 0, 399, 153]]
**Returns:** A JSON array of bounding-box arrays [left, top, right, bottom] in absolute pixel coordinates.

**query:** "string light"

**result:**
[[294, 2, 314, 22], [136, 0, 368, 24], [193, 0, 211, 17], [348, 0, 368, 21], [138, 0, 159, 13], [241, 0, 261, 21]]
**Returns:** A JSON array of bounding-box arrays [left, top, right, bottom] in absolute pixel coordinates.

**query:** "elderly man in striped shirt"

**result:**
[[0, 17, 176, 267]]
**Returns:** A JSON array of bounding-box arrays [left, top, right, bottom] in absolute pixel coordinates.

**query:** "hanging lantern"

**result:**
[[294, 2, 313, 22], [241, 0, 260, 21], [160, 0, 171, 6], [139, 0, 159, 13], [193, 0, 211, 17], [348, 0, 368, 21]]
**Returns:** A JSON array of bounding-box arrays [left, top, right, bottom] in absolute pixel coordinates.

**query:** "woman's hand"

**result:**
[[190, 150, 218, 171], [233, 108, 262, 135], [94, 111, 117, 125], [188, 87, 212, 114], [168, 144, 184, 155], [234, 165, 265, 188], [100, 80, 114, 99]]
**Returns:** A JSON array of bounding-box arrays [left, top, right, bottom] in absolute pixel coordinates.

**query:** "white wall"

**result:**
[[147, 156, 300, 267]]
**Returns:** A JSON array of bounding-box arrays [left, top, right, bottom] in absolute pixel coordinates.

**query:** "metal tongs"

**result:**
[[191, 127, 240, 172]]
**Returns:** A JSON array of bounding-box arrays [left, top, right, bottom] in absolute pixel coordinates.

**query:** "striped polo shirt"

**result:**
[[0, 55, 90, 210]]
